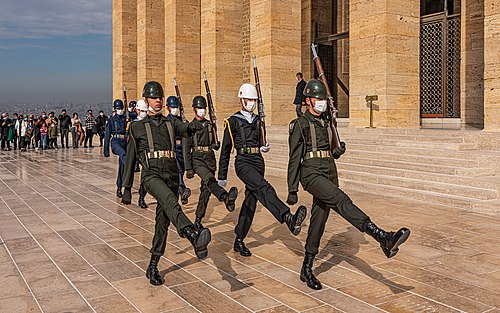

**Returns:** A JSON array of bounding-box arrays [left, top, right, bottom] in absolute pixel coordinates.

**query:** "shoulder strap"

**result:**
[[235, 118, 247, 148], [144, 122, 155, 153], [326, 121, 333, 151], [207, 121, 213, 146], [165, 120, 175, 150], [308, 120, 318, 152], [193, 127, 199, 147]]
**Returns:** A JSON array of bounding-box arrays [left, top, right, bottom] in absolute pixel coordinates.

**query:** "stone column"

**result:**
[[484, 0, 500, 131], [301, 0, 313, 80], [461, 0, 484, 128], [201, 0, 243, 118], [164, 0, 201, 120], [349, 0, 420, 128], [137, 0, 165, 100], [250, 0, 302, 125], [112, 0, 137, 103]]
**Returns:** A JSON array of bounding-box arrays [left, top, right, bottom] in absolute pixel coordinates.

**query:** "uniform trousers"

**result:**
[[193, 155, 226, 219], [234, 154, 289, 239], [143, 170, 193, 256], [303, 161, 369, 255], [111, 138, 127, 189]]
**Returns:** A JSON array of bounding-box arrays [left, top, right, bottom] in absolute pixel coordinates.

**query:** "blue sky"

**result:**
[[0, 0, 112, 105]]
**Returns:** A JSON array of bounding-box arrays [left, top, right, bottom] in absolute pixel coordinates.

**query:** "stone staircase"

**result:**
[[262, 126, 500, 215]]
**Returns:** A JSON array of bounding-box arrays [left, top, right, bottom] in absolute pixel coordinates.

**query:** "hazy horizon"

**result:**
[[0, 0, 112, 105]]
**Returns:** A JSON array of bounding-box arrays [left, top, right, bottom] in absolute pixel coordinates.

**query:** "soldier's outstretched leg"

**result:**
[[235, 160, 307, 237], [194, 165, 239, 230], [305, 176, 410, 259], [144, 176, 212, 261]]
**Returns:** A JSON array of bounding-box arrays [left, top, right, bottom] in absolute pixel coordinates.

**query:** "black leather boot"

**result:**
[[283, 205, 307, 236], [138, 197, 148, 209], [146, 254, 163, 285], [233, 237, 251, 257], [183, 225, 211, 260], [194, 216, 204, 231], [365, 221, 410, 258], [116, 188, 123, 198], [300, 252, 322, 290], [221, 187, 238, 212]]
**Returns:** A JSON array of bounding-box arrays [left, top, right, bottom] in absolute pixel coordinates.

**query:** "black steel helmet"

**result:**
[[303, 79, 327, 99], [129, 100, 137, 108], [113, 99, 124, 109], [142, 81, 164, 98], [192, 96, 207, 109]]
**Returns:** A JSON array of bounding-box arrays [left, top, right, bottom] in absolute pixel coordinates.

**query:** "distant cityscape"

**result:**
[[0, 102, 113, 118]]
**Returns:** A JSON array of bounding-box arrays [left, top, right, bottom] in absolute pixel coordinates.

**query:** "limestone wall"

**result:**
[[484, 0, 500, 131], [461, 0, 484, 128], [349, 0, 420, 128]]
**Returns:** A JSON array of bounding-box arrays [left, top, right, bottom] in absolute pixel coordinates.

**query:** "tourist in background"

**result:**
[[48, 119, 58, 149], [18, 116, 28, 151], [40, 121, 48, 150], [34, 116, 42, 150], [84, 109, 95, 148], [1, 113, 13, 151], [59, 109, 72, 149], [95, 110, 108, 147], [12, 113, 19, 150], [71, 113, 83, 149], [293, 72, 307, 117]]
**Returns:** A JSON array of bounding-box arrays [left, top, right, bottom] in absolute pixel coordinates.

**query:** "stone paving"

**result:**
[[0, 147, 498, 312]]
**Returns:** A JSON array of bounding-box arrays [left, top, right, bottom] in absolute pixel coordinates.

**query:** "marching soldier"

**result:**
[[186, 96, 239, 230], [121, 81, 210, 286], [128, 100, 138, 121], [287, 79, 410, 290], [218, 83, 307, 257], [104, 99, 127, 198], [166, 96, 191, 205]]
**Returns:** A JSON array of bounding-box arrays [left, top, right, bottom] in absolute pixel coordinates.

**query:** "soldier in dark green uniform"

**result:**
[[287, 79, 410, 290], [121, 81, 210, 286], [186, 96, 239, 230]]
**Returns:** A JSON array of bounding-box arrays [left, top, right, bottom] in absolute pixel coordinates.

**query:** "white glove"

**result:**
[[260, 143, 270, 153], [218, 180, 227, 187]]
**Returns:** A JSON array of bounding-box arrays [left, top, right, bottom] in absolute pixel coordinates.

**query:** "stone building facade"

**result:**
[[113, 0, 499, 130]]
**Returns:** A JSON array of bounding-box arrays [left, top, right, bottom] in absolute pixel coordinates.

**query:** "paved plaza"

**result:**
[[0, 147, 498, 312]]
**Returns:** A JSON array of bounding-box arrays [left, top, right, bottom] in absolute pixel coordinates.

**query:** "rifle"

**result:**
[[311, 44, 342, 149], [203, 71, 220, 150], [173, 77, 187, 122], [123, 85, 129, 120], [252, 56, 267, 147], [172, 77, 189, 167]]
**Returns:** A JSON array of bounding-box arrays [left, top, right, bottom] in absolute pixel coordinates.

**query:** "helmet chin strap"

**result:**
[[148, 106, 162, 116]]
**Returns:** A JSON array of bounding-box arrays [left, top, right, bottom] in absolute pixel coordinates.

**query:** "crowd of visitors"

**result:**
[[1, 109, 110, 152]]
